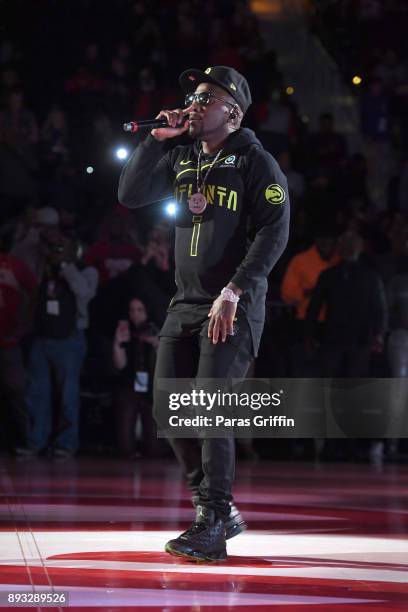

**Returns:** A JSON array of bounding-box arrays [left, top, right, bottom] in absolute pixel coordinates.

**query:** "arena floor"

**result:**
[[1, 456, 407, 610]]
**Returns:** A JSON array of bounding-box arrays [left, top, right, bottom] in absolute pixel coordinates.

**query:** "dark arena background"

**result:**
[[0, 0, 408, 610]]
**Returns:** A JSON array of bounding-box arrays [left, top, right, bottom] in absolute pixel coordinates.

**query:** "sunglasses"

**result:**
[[184, 92, 235, 108]]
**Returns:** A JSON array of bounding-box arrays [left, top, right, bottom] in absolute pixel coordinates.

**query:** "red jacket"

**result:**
[[0, 253, 37, 347]]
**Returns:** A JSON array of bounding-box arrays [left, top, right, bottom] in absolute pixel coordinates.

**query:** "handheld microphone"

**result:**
[[123, 119, 169, 132]]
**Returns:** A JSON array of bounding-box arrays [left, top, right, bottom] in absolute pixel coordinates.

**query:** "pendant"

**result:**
[[188, 192, 207, 214]]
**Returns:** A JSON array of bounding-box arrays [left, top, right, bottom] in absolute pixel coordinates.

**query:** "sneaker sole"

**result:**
[[164, 542, 227, 562]]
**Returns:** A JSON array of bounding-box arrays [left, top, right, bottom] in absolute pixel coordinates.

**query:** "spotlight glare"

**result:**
[[86, 166, 94, 174], [352, 75, 362, 86], [166, 202, 177, 216], [116, 147, 128, 160], [286, 86, 295, 95]]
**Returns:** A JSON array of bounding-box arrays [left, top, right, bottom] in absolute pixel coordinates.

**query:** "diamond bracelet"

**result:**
[[220, 287, 240, 303]]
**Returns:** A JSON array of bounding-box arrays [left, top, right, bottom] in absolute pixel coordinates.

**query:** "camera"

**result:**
[[50, 242, 65, 255], [42, 232, 82, 265]]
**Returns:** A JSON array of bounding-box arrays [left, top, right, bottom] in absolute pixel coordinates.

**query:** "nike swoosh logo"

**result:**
[[180, 160, 193, 165]]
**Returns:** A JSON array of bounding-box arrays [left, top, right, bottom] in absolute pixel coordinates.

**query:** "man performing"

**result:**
[[118, 66, 290, 561]]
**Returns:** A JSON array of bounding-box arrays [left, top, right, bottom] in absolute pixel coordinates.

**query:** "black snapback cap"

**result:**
[[179, 65, 252, 114]]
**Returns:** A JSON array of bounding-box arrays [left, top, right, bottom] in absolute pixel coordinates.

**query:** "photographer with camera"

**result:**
[[112, 297, 161, 459], [11, 207, 61, 281], [23, 233, 98, 458]]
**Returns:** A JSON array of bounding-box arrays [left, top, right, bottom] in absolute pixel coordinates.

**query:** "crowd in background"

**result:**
[[0, 0, 407, 462], [311, 0, 408, 153]]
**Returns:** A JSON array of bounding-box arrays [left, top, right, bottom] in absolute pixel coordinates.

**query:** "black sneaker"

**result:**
[[224, 502, 247, 540], [14, 446, 39, 457], [192, 496, 247, 540], [52, 447, 76, 459], [165, 506, 227, 562]]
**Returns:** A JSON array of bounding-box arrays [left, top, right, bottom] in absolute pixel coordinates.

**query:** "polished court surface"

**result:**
[[0, 456, 407, 610]]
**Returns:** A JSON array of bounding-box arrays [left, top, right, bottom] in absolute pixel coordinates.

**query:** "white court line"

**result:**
[[1, 531, 407, 584], [0, 584, 382, 607], [1, 558, 407, 584]]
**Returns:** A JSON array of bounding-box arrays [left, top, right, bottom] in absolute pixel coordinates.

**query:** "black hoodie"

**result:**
[[118, 128, 290, 354]]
